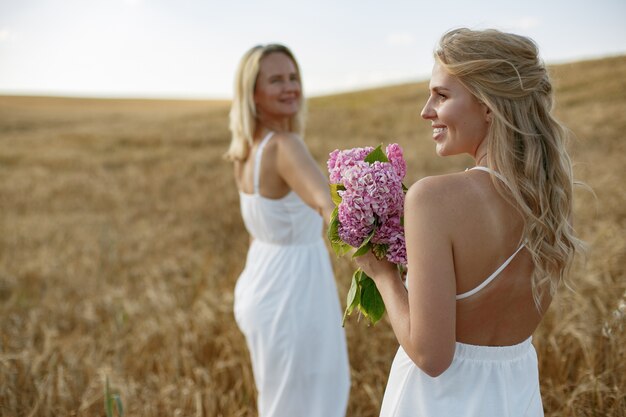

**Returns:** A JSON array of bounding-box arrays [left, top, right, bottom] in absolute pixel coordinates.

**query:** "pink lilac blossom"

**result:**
[[337, 191, 375, 247], [329, 144, 408, 266], [372, 214, 407, 265], [372, 215, 402, 244], [386, 232, 408, 265], [382, 214, 407, 265], [386, 143, 407, 179], [338, 163, 403, 245], [327, 146, 374, 184]]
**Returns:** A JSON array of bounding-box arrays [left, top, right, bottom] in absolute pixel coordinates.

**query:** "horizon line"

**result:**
[[1, 52, 624, 102]]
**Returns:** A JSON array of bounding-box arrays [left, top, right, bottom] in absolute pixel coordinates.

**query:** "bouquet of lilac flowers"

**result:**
[[327, 143, 407, 325]]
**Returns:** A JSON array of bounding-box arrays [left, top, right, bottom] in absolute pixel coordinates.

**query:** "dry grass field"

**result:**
[[1, 55, 625, 416]]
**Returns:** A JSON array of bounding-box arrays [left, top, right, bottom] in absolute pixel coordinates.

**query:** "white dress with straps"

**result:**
[[378, 166, 544, 417], [234, 132, 350, 417]]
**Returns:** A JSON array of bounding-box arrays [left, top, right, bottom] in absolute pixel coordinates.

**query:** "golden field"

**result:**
[[0, 55, 625, 416]]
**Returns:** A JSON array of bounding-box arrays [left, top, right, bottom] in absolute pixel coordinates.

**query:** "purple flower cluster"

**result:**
[[328, 144, 408, 265], [328, 146, 374, 184], [385, 143, 407, 179]]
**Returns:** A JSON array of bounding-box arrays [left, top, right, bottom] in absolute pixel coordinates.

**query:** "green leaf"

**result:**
[[330, 183, 345, 206], [358, 273, 386, 325], [342, 270, 362, 326], [352, 226, 377, 258], [328, 211, 351, 256], [104, 376, 124, 417], [327, 207, 339, 241], [105, 377, 113, 417], [355, 269, 367, 283], [352, 241, 371, 257], [114, 394, 124, 417], [346, 270, 361, 314], [364, 144, 389, 164]]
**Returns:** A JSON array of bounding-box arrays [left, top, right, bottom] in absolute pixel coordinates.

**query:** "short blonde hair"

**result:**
[[225, 44, 306, 162], [435, 28, 585, 306]]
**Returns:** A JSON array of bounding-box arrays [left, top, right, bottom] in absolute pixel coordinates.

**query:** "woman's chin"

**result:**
[[435, 144, 447, 157]]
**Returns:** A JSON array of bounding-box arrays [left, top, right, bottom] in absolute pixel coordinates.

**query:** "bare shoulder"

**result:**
[[407, 172, 472, 206], [406, 172, 482, 224], [272, 131, 305, 149], [253, 133, 305, 165], [272, 132, 311, 163]]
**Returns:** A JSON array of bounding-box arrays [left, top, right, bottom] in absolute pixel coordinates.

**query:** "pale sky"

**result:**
[[0, 0, 625, 99]]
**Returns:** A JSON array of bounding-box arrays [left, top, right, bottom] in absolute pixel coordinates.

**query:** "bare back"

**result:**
[[449, 169, 551, 346]]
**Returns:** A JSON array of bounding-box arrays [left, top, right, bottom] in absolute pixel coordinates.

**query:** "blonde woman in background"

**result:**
[[355, 28, 584, 416], [225, 44, 350, 416]]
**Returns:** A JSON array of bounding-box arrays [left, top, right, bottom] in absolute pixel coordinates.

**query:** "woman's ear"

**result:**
[[483, 104, 492, 123]]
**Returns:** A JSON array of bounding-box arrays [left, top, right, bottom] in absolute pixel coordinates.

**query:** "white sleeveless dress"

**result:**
[[379, 167, 544, 417], [234, 132, 350, 417]]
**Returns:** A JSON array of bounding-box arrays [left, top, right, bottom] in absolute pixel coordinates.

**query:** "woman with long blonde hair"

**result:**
[[226, 44, 350, 416], [355, 28, 584, 416]]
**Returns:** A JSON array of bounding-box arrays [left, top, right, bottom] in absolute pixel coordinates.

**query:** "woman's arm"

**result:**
[[275, 133, 334, 224], [355, 177, 457, 377]]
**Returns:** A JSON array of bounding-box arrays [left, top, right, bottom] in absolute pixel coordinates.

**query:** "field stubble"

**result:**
[[0, 56, 625, 416]]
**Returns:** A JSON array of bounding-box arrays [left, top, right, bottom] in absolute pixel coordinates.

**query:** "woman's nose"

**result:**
[[420, 98, 435, 120], [286, 79, 300, 93]]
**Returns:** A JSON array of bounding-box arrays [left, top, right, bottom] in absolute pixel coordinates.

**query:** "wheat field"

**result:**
[[0, 55, 625, 416]]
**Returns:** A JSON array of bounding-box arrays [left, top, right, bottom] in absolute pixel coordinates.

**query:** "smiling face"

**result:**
[[420, 62, 490, 158], [254, 52, 302, 125]]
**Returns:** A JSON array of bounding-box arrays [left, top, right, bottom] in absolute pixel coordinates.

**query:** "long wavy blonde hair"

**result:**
[[435, 28, 585, 306], [224, 44, 306, 162]]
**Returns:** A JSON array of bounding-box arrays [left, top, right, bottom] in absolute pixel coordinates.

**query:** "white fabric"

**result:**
[[379, 339, 544, 417], [234, 132, 350, 417]]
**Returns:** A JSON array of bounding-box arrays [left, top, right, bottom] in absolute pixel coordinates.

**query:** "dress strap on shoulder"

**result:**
[[468, 166, 511, 189], [253, 131, 275, 194]]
